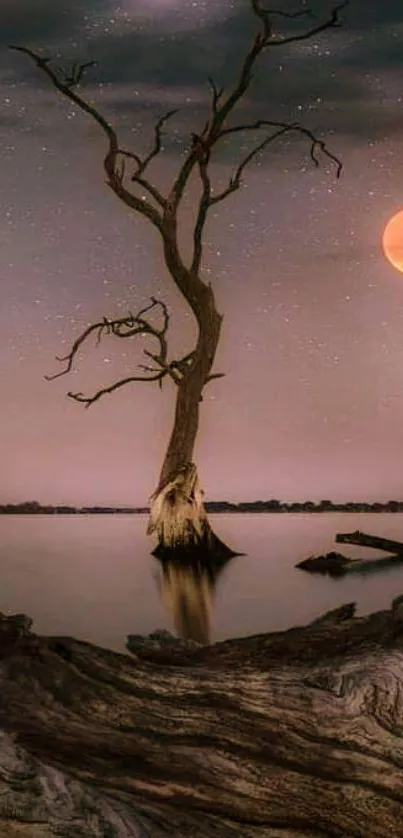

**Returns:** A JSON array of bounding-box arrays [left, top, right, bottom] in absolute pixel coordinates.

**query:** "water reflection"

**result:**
[[153, 552, 237, 644]]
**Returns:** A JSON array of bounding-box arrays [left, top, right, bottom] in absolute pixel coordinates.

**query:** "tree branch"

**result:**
[[183, 2, 346, 273], [116, 149, 167, 208], [141, 348, 198, 386], [45, 298, 175, 405], [211, 2, 347, 134], [207, 77, 225, 117], [220, 118, 342, 182], [45, 298, 201, 405], [67, 371, 166, 408], [9, 46, 166, 232], [11, 2, 347, 289], [11, 2, 348, 414], [132, 109, 179, 179], [207, 372, 225, 381], [258, 7, 314, 22], [190, 138, 213, 274], [112, 109, 179, 209], [260, 1, 349, 47], [190, 119, 342, 273]]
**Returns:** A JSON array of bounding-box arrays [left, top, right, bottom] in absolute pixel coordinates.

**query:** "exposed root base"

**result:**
[[148, 462, 240, 563]]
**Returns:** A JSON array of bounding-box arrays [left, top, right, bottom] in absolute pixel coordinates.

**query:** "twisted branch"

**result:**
[[250, 0, 348, 46], [45, 299, 170, 407], [11, 2, 347, 284], [58, 60, 97, 88], [9, 46, 168, 228], [168, 1, 346, 221], [190, 118, 342, 273], [132, 109, 179, 180], [67, 371, 165, 408], [220, 118, 341, 187], [45, 298, 168, 380], [207, 77, 225, 116], [11, 2, 346, 412]]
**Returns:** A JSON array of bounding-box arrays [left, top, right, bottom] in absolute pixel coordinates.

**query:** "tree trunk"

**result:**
[[2, 599, 403, 837], [147, 267, 237, 562]]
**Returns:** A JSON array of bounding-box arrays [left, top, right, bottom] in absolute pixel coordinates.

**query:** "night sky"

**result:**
[[1, 0, 403, 506]]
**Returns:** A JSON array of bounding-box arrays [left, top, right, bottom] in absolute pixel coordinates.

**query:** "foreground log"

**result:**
[[2, 599, 403, 836]]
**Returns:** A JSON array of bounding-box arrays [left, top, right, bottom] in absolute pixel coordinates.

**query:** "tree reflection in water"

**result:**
[[153, 548, 241, 645]]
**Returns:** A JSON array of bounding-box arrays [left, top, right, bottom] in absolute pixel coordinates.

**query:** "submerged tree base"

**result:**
[[1, 598, 403, 836], [148, 462, 239, 561], [151, 529, 239, 561]]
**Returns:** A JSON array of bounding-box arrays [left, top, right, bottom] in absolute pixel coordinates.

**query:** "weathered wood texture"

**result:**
[[1, 601, 403, 837]]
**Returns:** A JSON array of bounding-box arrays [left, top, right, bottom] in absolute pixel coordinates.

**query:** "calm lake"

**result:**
[[1, 513, 403, 653]]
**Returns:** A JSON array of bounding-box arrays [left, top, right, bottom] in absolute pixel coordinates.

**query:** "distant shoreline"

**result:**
[[1, 501, 403, 515]]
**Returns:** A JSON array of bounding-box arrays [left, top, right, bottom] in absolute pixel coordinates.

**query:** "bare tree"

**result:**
[[10, 1, 346, 559]]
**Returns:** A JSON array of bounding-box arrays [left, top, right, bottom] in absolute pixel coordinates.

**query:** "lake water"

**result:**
[[1, 513, 403, 653]]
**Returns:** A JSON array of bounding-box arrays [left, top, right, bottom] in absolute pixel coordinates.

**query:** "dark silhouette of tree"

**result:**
[[11, 1, 346, 560]]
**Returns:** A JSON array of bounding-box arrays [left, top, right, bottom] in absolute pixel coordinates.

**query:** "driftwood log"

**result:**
[[336, 530, 403, 554], [296, 530, 403, 576], [1, 600, 403, 837], [295, 550, 403, 576]]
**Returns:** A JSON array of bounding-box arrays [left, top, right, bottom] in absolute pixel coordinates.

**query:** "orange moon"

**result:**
[[382, 210, 403, 273]]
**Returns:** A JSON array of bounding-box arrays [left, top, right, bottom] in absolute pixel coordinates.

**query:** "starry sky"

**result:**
[[1, 0, 403, 506]]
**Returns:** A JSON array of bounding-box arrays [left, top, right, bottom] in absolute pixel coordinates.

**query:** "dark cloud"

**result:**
[[0, 0, 95, 44], [4, 0, 403, 141], [0, 0, 109, 87]]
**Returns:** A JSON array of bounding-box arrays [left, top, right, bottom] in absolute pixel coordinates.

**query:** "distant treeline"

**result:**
[[0, 501, 147, 515], [1, 499, 403, 514]]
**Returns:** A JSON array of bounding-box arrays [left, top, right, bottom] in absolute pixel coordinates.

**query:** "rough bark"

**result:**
[[1, 599, 403, 837], [156, 273, 223, 488], [145, 260, 236, 558]]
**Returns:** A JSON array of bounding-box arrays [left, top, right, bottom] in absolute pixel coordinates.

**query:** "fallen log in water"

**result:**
[[296, 550, 356, 575], [296, 550, 403, 576], [297, 530, 403, 576], [2, 601, 403, 836], [336, 529, 403, 554]]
